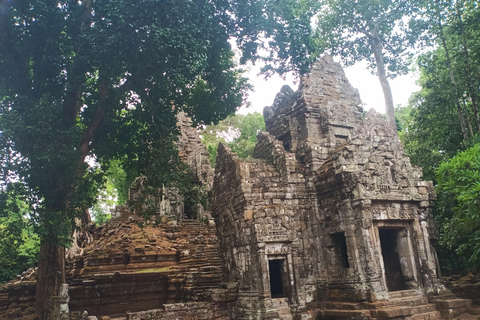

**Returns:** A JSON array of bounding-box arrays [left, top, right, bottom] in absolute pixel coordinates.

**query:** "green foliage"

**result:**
[[314, 0, 423, 77], [0, 0, 254, 247], [201, 113, 266, 166], [89, 160, 130, 225], [435, 143, 480, 270], [104, 159, 129, 206], [396, 89, 465, 181], [397, 0, 480, 181], [257, 0, 319, 76], [0, 183, 40, 283]]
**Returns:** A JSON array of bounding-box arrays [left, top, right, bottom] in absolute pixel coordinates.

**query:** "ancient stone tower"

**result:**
[[211, 56, 466, 319]]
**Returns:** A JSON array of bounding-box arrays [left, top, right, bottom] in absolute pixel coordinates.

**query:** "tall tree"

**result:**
[[398, 0, 480, 180], [397, 0, 480, 271], [0, 1, 262, 318], [423, 0, 480, 141], [314, 0, 424, 129]]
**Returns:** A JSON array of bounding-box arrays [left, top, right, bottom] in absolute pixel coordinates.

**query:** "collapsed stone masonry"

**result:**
[[111, 111, 214, 222], [211, 56, 470, 319]]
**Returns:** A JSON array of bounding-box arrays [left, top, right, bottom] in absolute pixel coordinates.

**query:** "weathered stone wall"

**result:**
[[69, 272, 169, 317], [176, 112, 214, 190], [213, 139, 312, 317], [310, 108, 442, 302], [126, 283, 238, 320], [0, 278, 36, 319], [110, 112, 214, 222]]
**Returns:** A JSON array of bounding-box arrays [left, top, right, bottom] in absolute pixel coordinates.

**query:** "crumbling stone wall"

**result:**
[[111, 112, 214, 222]]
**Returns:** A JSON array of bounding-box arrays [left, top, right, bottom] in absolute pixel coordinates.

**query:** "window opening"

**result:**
[[331, 232, 350, 268]]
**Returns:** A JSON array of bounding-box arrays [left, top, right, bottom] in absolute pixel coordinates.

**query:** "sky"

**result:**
[[237, 58, 420, 116]]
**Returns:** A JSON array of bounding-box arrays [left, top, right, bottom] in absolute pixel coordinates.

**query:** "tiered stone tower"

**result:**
[[212, 56, 469, 319]]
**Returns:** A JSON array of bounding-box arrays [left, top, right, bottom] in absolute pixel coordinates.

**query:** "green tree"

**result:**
[[201, 112, 266, 166], [314, 0, 425, 129], [396, 1, 480, 271], [90, 160, 130, 225], [421, 0, 480, 141], [0, 1, 262, 318], [0, 183, 40, 283], [435, 143, 480, 271], [397, 0, 480, 180]]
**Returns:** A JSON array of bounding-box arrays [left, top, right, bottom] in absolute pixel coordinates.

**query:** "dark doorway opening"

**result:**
[[331, 232, 350, 268], [278, 132, 292, 152], [379, 229, 406, 292], [269, 259, 287, 298], [183, 191, 197, 219]]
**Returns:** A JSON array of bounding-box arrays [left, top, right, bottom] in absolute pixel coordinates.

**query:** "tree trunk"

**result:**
[[461, 32, 480, 133], [371, 37, 397, 132], [441, 38, 469, 141], [36, 241, 66, 320], [434, 0, 469, 141]]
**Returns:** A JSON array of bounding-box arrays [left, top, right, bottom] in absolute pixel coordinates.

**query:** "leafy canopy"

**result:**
[[0, 0, 252, 246], [435, 143, 480, 270], [397, 0, 480, 271], [201, 112, 266, 166], [314, 0, 423, 76], [0, 183, 40, 283]]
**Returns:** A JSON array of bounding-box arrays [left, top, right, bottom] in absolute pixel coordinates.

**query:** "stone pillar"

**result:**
[[51, 283, 69, 320]]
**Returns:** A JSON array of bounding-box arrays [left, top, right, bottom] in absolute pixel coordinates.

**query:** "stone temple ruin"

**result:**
[[210, 56, 472, 319], [1, 56, 477, 320]]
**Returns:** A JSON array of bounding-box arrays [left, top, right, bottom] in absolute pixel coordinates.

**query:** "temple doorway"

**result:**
[[379, 228, 406, 292], [268, 259, 288, 298]]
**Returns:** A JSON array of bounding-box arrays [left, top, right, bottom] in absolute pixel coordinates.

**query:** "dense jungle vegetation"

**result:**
[[0, 0, 479, 318]]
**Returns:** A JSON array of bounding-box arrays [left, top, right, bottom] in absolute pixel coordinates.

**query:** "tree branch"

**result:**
[[376, 0, 408, 26], [63, 0, 93, 125], [74, 76, 134, 180], [356, 27, 374, 40]]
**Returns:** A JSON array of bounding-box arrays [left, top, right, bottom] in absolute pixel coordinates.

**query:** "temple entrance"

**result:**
[[268, 259, 288, 298], [379, 228, 406, 292]]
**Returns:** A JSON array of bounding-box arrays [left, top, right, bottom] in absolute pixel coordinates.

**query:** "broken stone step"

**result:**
[[388, 290, 420, 299], [374, 304, 437, 318], [404, 311, 442, 320], [320, 309, 371, 318], [371, 305, 416, 318], [435, 299, 471, 309], [373, 297, 430, 309], [324, 301, 365, 310], [428, 294, 457, 302]]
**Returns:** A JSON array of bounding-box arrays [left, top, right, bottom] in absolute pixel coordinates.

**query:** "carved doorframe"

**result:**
[[374, 220, 421, 294]]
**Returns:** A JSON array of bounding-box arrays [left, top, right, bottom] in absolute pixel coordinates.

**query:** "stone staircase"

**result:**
[[165, 220, 224, 301], [65, 218, 225, 318], [372, 290, 441, 320], [320, 290, 443, 320], [269, 298, 293, 320], [428, 293, 472, 320]]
